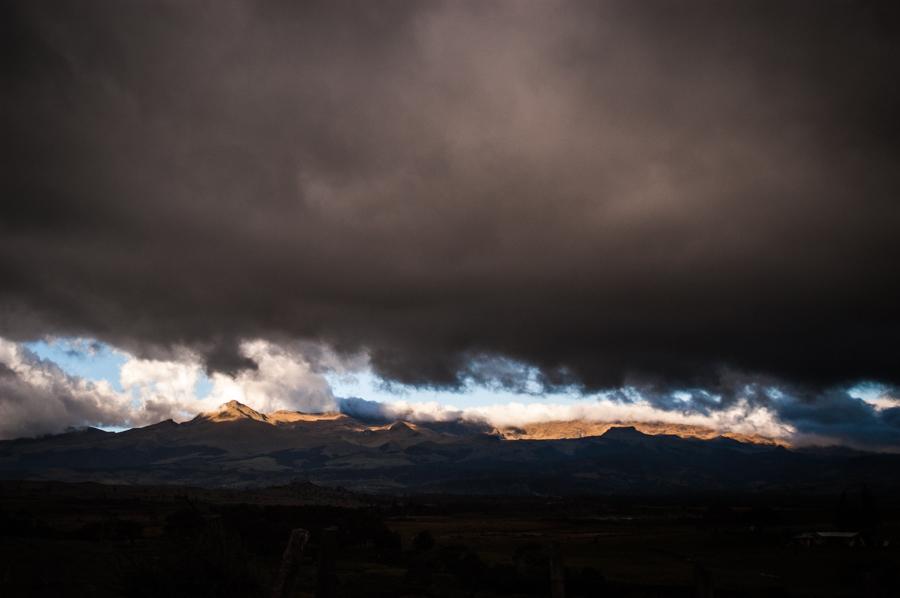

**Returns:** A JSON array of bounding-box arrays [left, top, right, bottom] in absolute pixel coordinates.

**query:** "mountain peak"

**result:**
[[600, 425, 648, 440], [194, 400, 270, 424], [388, 421, 418, 434]]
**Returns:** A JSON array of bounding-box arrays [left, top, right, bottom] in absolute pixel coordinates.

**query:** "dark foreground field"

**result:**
[[1, 481, 898, 597]]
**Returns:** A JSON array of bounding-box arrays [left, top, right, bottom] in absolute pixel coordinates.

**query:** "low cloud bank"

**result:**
[[337, 388, 900, 452], [338, 396, 792, 441], [0, 339, 127, 437], [1, 336, 899, 451]]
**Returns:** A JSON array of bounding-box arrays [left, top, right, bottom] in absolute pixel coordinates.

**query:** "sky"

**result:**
[[2, 1, 900, 449], [24, 336, 577, 409]]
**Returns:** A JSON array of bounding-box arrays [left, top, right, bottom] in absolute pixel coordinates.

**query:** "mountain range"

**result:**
[[1, 401, 897, 496]]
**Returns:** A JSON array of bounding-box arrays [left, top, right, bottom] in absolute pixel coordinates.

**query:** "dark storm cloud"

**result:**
[[2, 1, 900, 401], [778, 389, 900, 448], [622, 374, 900, 449]]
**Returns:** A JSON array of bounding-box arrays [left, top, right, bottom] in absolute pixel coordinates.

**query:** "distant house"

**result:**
[[791, 531, 866, 549]]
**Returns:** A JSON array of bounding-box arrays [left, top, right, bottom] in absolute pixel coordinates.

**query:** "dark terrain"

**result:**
[[2, 404, 900, 596], [2, 402, 899, 497], [1, 480, 898, 597]]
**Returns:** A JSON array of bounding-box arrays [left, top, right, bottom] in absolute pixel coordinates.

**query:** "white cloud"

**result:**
[[860, 393, 900, 412], [0, 336, 344, 437], [119, 351, 212, 423], [2, 336, 884, 449], [119, 339, 340, 421], [0, 338, 131, 437], [338, 396, 795, 441], [205, 340, 337, 414]]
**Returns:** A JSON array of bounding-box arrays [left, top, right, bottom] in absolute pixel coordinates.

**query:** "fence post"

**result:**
[[549, 542, 565, 598], [271, 528, 309, 598]]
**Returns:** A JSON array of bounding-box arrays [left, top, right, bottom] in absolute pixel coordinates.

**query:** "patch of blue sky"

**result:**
[[326, 370, 585, 409], [766, 387, 785, 400], [22, 336, 585, 408], [25, 336, 215, 399], [672, 391, 692, 402], [194, 374, 214, 399], [25, 337, 129, 391], [100, 425, 130, 433], [848, 381, 893, 402]]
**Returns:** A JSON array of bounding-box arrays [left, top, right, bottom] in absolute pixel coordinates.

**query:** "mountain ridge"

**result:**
[[495, 419, 790, 447], [185, 400, 786, 446], [1, 401, 897, 495]]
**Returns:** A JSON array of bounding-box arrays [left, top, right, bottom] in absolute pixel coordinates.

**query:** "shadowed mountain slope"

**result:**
[[1, 402, 898, 495]]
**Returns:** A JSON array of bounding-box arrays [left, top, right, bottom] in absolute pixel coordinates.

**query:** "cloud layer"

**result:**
[[0, 337, 339, 437], [2, 3, 900, 410], [2, 336, 898, 451], [0, 339, 126, 438]]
